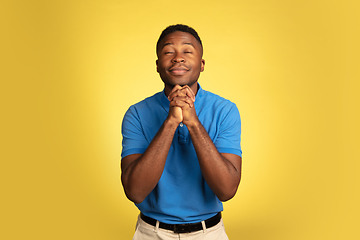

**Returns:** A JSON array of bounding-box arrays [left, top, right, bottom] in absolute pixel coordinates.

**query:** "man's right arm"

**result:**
[[121, 107, 183, 204]]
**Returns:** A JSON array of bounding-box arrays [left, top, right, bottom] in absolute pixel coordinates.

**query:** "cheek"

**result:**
[[157, 60, 168, 70]]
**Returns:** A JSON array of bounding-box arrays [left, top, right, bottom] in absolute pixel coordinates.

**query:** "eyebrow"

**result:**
[[162, 42, 195, 49]]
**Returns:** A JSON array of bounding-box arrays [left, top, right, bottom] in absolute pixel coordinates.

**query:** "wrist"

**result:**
[[164, 117, 181, 129], [183, 117, 201, 129]]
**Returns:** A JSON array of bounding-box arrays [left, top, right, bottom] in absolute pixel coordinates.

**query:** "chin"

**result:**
[[161, 75, 198, 89], [179, 82, 195, 87], [170, 80, 197, 88]]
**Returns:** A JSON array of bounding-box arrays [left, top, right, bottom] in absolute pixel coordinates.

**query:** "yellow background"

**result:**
[[1, 0, 359, 239]]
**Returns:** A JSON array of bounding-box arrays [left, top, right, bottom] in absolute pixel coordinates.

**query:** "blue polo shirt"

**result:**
[[121, 84, 242, 224]]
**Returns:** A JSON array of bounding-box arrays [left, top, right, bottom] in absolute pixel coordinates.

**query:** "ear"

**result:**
[[156, 59, 159, 73], [200, 59, 205, 72]]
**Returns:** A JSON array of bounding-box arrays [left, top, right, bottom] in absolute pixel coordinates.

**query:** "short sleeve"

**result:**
[[214, 103, 242, 157], [121, 105, 148, 158]]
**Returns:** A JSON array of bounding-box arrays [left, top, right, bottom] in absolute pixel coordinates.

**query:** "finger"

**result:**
[[168, 85, 182, 100], [170, 97, 193, 108], [170, 97, 194, 108], [171, 96, 194, 108], [169, 86, 194, 102], [168, 88, 187, 101], [170, 100, 191, 109], [181, 86, 195, 102]]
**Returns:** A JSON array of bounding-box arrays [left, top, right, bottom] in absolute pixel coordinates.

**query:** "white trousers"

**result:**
[[132, 214, 229, 240]]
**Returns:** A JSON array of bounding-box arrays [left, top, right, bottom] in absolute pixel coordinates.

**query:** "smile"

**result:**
[[169, 67, 189, 75]]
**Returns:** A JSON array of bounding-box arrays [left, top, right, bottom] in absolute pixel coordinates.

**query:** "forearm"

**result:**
[[121, 119, 178, 203], [187, 120, 241, 201]]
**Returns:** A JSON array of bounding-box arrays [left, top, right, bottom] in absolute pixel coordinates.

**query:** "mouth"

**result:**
[[169, 66, 189, 75]]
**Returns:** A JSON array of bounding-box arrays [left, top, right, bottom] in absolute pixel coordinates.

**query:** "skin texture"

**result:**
[[121, 31, 242, 204]]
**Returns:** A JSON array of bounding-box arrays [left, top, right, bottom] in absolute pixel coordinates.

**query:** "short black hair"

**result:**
[[156, 24, 202, 54]]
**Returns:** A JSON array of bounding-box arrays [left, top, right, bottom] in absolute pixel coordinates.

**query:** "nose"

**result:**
[[171, 52, 185, 63]]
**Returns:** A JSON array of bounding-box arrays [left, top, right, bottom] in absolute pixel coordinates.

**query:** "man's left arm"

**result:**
[[187, 122, 242, 202], [169, 86, 242, 202]]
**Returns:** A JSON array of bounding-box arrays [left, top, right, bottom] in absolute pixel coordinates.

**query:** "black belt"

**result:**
[[140, 212, 221, 233]]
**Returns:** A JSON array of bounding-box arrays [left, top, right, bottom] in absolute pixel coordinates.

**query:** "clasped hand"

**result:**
[[167, 85, 198, 126]]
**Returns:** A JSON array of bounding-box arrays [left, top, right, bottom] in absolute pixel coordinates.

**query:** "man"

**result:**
[[121, 24, 242, 239]]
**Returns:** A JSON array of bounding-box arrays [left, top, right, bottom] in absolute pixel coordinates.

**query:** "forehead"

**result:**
[[160, 31, 200, 48]]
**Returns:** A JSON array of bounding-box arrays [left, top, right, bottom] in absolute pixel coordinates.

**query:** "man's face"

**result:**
[[156, 31, 205, 89]]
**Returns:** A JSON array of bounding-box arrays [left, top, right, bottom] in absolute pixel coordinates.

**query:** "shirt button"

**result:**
[[180, 123, 183, 127]]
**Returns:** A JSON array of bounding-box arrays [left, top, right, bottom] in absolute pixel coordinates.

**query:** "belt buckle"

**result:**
[[173, 224, 191, 233]]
